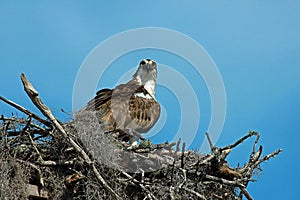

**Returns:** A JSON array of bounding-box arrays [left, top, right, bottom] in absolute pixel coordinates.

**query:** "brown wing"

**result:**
[[128, 87, 161, 133], [81, 80, 160, 134], [84, 79, 143, 111], [81, 88, 115, 131], [84, 88, 113, 111]]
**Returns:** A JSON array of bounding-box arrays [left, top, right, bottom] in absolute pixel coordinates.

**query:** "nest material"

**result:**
[[0, 73, 282, 200]]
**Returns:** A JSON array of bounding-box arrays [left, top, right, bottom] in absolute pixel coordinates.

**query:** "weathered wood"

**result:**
[[20, 73, 122, 200], [0, 95, 52, 127], [27, 184, 49, 199]]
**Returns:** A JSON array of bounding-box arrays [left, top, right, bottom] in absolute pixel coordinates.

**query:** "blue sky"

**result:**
[[1, 1, 299, 199]]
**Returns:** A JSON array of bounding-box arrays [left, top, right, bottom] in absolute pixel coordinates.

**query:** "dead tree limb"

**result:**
[[19, 73, 122, 200], [0, 95, 52, 127]]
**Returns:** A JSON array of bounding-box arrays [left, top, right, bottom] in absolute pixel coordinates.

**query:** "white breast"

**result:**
[[143, 80, 156, 98], [134, 92, 153, 99]]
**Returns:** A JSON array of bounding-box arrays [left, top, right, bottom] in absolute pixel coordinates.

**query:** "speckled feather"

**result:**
[[83, 78, 160, 135]]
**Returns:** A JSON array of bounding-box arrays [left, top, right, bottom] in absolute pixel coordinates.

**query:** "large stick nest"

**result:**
[[0, 73, 282, 200]]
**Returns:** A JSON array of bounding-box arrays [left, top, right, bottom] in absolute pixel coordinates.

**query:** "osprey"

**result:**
[[82, 59, 160, 147]]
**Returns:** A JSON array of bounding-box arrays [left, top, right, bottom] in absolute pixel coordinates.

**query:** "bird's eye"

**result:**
[[151, 61, 157, 67], [140, 60, 146, 65]]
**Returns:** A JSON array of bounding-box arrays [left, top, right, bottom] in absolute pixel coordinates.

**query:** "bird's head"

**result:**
[[133, 59, 157, 85], [133, 59, 157, 97]]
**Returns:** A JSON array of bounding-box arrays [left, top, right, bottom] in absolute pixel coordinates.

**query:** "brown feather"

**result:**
[[82, 79, 160, 135]]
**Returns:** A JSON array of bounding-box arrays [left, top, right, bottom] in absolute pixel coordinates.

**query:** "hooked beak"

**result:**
[[145, 64, 151, 72]]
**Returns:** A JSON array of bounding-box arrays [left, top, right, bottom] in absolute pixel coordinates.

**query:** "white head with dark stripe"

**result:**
[[133, 59, 157, 98]]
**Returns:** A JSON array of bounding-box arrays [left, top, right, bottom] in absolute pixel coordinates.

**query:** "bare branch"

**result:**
[[121, 170, 158, 200], [181, 142, 186, 168], [221, 130, 259, 151], [239, 186, 254, 200], [27, 130, 44, 162], [0, 95, 52, 127], [38, 160, 75, 166], [20, 73, 122, 200], [253, 149, 282, 169], [16, 159, 45, 187], [205, 132, 215, 151], [183, 187, 206, 200], [205, 174, 245, 187]]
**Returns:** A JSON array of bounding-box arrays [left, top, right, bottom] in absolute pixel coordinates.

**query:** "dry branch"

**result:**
[[0, 95, 52, 127], [20, 73, 121, 200]]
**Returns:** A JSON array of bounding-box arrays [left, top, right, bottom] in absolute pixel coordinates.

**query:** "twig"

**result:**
[[212, 193, 224, 199], [205, 132, 215, 151], [27, 129, 44, 162], [251, 133, 260, 160], [252, 149, 282, 170], [205, 174, 245, 187], [7, 116, 31, 144], [183, 187, 206, 200], [176, 138, 181, 153], [20, 116, 32, 135], [181, 142, 186, 168], [16, 159, 44, 187], [221, 131, 259, 151], [38, 160, 75, 166], [133, 142, 176, 153], [250, 145, 263, 163], [140, 168, 145, 183], [0, 95, 52, 127], [198, 154, 214, 165], [169, 186, 175, 200], [239, 186, 253, 200], [1, 116, 49, 133], [121, 170, 158, 200], [205, 174, 253, 199], [170, 155, 177, 186], [178, 168, 187, 188], [0, 116, 51, 143], [238, 148, 282, 199], [7, 116, 32, 146], [20, 73, 122, 200], [178, 168, 206, 199]]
